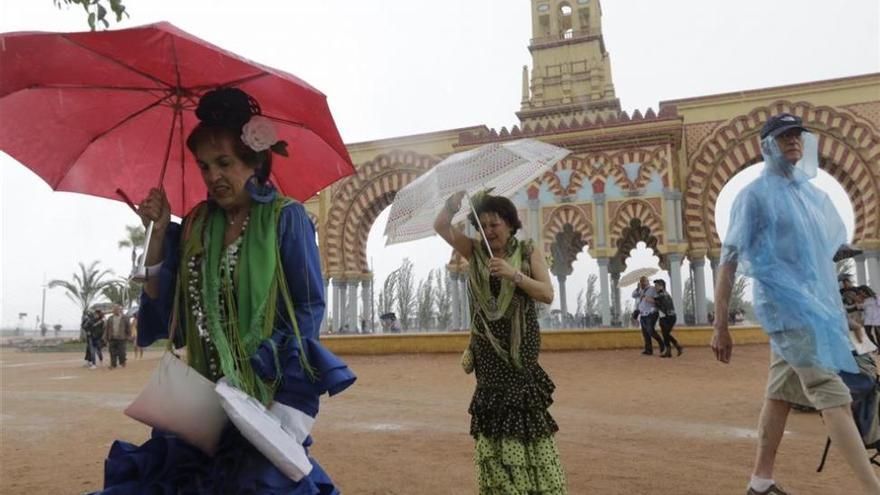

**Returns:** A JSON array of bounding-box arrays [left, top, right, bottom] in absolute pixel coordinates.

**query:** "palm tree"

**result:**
[[118, 224, 146, 270], [49, 260, 114, 315], [102, 277, 141, 310]]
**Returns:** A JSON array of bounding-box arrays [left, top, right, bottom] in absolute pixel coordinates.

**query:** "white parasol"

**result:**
[[384, 139, 570, 247], [618, 267, 660, 288]]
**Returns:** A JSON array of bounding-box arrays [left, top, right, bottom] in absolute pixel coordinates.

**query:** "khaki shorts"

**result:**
[[766, 351, 852, 410]]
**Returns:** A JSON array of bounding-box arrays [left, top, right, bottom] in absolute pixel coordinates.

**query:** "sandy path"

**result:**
[[0, 345, 867, 494]]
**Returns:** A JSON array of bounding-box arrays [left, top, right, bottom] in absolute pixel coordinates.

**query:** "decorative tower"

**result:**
[[517, 0, 621, 127]]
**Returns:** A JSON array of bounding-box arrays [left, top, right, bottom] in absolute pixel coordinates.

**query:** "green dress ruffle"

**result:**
[[475, 435, 567, 495]]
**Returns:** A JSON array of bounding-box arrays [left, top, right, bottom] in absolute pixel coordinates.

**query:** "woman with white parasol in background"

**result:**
[[435, 190, 567, 494]]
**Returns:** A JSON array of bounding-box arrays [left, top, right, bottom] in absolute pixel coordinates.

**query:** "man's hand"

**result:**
[[711, 322, 733, 364]]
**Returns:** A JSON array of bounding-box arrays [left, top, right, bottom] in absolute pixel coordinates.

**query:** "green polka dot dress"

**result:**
[[468, 242, 567, 494]]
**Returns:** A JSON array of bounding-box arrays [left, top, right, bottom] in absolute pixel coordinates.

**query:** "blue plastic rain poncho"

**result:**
[[720, 132, 857, 373]]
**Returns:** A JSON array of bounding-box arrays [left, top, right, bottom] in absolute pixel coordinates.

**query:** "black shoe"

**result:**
[[641, 350, 653, 356], [676, 345, 683, 356], [660, 348, 672, 358]]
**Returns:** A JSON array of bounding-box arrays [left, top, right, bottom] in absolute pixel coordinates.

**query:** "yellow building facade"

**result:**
[[312, 1, 880, 332]]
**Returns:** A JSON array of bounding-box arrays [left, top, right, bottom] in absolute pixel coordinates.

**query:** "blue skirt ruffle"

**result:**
[[93, 426, 339, 495]]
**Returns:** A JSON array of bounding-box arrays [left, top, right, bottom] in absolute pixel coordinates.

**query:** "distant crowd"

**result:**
[[80, 304, 142, 370]]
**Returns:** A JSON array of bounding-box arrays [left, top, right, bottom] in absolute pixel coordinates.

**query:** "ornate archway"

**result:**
[[541, 203, 594, 254], [684, 101, 880, 252], [538, 145, 672, 198], [608, 198, 666, 255], [323, 150, 440, 278]]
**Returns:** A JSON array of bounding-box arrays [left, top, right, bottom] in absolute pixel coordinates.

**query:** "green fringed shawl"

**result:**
[[175, 197, 315, 405], [468, 237, 531, 368]]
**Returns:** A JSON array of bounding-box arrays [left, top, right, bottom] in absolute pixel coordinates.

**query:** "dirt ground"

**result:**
[[0, 344, 870, 494]]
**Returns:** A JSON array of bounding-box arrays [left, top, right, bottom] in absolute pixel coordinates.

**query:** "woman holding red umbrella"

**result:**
[[95, 88, 355, 494]]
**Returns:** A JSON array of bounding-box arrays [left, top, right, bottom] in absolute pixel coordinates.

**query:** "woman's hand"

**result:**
[[488, 257, 517, 281], [445, 191, 466, 214], [138, 188, 171, 233]]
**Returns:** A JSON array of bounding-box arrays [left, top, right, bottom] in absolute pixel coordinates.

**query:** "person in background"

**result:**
[[130, 312, 143, 359], [632, 276, 665, 356], [858, 286, 880, 347], [653, 279, 682, 358], [85, 309, 105, 370], [103, 304, 131, 369], [840, 273, 862, 324]]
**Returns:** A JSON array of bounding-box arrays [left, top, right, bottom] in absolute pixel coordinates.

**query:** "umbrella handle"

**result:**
[[129, 220, 155, 283], [465, 193, 494, 258]]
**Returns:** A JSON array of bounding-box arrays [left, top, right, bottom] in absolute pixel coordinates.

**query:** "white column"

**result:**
[[668, 253, 684, 322], [664, 190, 678, 242], [321, 278, 330, 333], [692, 258, 709, 325], [450, 271, 461, 330], [557, 274, 568, 321], [597, 258, 611, 326], [347, 280, 359, 333], [855, 254, 868, 286], [361, 278, 372, 333], [594, 193, 606, 247], [460, 274, 470, 328], [610, 271, 621, 326], [709, 257, 720, 295], [528, 198, 541, 244], [333, 279, 346, 331], [674, 194, 684, 241], [866, 251, 880, 289]]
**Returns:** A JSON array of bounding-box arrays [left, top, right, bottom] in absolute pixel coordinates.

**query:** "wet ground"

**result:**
[[0, 344, 868, 494]]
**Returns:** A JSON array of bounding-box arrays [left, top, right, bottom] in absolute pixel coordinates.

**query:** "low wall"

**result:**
[[320, 325, 768, 355]]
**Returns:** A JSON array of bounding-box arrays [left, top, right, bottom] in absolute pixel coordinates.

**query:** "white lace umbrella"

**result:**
[[618, 267, 660, 288], [384, 139, 570, 246]]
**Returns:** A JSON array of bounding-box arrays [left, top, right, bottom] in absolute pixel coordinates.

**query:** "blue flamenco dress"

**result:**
[[94, 189, 355, 494]]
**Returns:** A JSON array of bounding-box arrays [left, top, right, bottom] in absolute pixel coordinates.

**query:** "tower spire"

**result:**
[[518, 0, 621, 127]]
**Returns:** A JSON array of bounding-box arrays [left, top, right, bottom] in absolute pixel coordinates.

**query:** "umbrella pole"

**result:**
[[130, 220, 156, 282], [465, 193, 494, 258], [130, 107, 180, 283]]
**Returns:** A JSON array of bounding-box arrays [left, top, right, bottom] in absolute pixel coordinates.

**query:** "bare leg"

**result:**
[[753, 398, 791, 479], [822, 405, 880, 493]]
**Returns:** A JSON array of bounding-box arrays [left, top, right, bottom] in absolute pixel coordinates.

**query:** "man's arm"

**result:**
[[644, 288, 657, 305], [848, 316, 867, 343], [711, 260, 737, 363]]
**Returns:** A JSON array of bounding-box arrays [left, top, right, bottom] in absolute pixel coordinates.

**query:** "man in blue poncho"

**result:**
[[711, 113, 880, 494]]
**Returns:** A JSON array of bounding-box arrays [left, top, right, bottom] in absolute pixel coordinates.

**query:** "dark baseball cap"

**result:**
[[760, 113, 808, 139]]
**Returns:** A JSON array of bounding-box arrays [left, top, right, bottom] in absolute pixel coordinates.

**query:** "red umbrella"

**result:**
[[0, 22, 354, 215]]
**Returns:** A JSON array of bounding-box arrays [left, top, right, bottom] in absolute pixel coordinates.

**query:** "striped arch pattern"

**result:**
[[323, 150, 440, 277], [541, 204, 594, 255], [608, 198, 665, 250], [683, 100, 880, 251], [306, 211, 318, 229], [535, 146, 670, 197]]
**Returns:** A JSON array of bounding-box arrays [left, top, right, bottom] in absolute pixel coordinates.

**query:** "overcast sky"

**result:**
[[1, 0, 878, 328]]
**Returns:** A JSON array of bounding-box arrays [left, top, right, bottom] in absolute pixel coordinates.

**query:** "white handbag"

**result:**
[[124, 352, 228, 457]]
